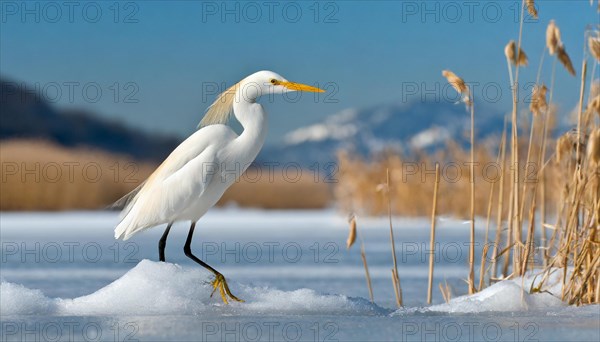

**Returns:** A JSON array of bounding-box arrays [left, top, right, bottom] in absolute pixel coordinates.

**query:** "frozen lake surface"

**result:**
[[1, 209, 598, 341]]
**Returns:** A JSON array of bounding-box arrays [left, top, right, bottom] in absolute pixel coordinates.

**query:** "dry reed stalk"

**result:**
[[442, 69, 476, 293], [569, 254, 600, 305], [391, 269, 402, 307], [492, 121, 508, 278], [483, 165, 497, 246], [521, 199, 537, 275], [346, 214, 374, 302], [539, 81, 556, 266], [519, 107, 538, 228], [360, 243, 374, 303], [533, 105, 552, 268], [483, 121, 504, 280], [592, 260, 600, 303], [547, 178, 567, 261], [468, 91, 476, 294], [427, 163, 440, 304], [565, 239, 600, 305], [439, 281, 452, 303], [493, 243, 517, 279], [518, 85, 548, 268], [588, 129, 600, 166], [576, 61, 588, 166], [503, 181, 515, 278], [509, 0, 527, 277], [538, 22, 564, 269], [384, 169, 403, 307], [540, 146, 548, 266], [478, 245, 491, 291], [559, 169, 587, 299]]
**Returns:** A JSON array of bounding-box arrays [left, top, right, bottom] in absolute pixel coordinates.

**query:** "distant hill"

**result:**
[[0, 77, 180, 161], [259, 101, 508, 166]]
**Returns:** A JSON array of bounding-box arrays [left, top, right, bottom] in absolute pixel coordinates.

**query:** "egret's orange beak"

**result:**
[[279, 81, 325, 93]]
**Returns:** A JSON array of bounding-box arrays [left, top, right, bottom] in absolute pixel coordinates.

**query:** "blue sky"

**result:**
[[1, 1, 597, 144]]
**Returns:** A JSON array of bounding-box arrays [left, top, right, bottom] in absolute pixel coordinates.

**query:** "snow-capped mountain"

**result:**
[[259, 100, 506, 166]]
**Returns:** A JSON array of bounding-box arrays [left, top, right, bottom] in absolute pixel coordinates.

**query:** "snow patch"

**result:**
[[283, 109, 359, 145], [394, 270, 570, 315], [1, 260, 384, 317], [426, 281, 564, 313], [410, 126, 451, 149]]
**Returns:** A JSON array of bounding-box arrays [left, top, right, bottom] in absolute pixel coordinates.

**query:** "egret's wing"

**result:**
[[135, 146, 217, 222], [115, 140, 209, 220], [115, 126, 236, 239]]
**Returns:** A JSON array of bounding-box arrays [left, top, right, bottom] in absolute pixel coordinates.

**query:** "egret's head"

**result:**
[[199, 70, 325, 128], [246, 70, 325, 96]]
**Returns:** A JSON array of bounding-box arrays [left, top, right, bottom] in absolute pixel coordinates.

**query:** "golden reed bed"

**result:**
[[0, 139, 331, 211], [342, 1, 599, 307]]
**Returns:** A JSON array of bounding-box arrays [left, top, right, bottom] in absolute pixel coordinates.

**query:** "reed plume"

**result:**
[[346, 214, 357, 249], [546, 20, 561, 55], [505, 40, 529, 66], [526, 0, 538, 19], [442, 70, 471, 106], [557, 45, 576, 76], [589, 36, 600, 62], [530, 84, 548, 116]]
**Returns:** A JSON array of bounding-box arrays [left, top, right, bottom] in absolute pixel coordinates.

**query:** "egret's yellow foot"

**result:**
[[211, 273, 244, 304]]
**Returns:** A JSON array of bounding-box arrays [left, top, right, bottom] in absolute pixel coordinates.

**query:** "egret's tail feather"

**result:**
[[114, 219, 132, 240], [114, 214, 146, 240]]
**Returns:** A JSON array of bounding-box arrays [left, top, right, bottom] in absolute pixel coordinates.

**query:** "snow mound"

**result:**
[[394, 271, 568, 315], [1, 260, 384, 317], [426, 281, 564, 313]]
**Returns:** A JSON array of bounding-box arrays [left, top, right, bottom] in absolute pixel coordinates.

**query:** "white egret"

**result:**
[[113, 70, 324, 303]]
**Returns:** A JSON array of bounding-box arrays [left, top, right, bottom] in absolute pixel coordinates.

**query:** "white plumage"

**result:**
[[111, 70, 324, 303], [114, 124, 240, 240]]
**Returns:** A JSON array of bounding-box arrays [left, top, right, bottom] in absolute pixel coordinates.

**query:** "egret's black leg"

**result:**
[[158, 222, 173, 262], [183, 222, 219, 275], [183, 222, 243, 303]]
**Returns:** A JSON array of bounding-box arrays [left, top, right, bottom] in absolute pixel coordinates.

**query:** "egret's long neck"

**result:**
[[232, 95, 268, 158]]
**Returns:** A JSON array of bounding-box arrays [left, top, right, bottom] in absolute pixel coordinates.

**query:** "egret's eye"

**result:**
[[270, 79, 278, 85]]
